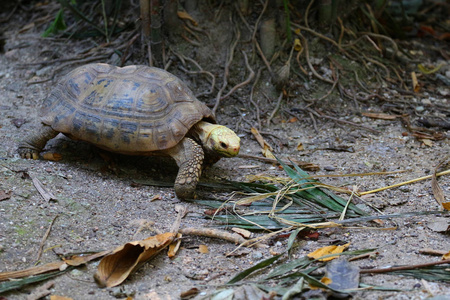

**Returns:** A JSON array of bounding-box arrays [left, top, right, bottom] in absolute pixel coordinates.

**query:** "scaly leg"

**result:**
[[18, 124, 58, 159], [166, 137, 204, 200]]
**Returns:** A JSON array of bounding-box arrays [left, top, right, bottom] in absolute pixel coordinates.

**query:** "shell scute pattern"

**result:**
[[40, 64, 214, 153]]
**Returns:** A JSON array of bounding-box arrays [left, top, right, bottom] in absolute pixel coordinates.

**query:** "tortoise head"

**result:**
[[198, 122, 240, 157]]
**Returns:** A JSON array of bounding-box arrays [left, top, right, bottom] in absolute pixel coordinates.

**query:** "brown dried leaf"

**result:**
[[180, 287, 200, 299], [50, 295, 73, 300], [361, 112, 400, 120], [411, 71, 420, 92], [432, 158, 449, 210], [0, 190, 12, 201], [177, 11, 198, 26], [168, 233, 182, 258], [32, 176, 57, 202], [231, 227, 252, 238], [198, 245, 209, 254], [94, 232, 176, 287]]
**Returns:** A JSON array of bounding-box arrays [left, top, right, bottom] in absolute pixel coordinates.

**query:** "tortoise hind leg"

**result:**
[[18, 124, 58, 159], [166, 137, 204, 200]]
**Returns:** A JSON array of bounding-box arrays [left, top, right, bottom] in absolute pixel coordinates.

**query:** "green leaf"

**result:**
[[227, 254, 283, 284], [42, 9, 67, 37]]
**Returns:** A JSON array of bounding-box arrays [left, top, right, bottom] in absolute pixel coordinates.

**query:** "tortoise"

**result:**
[[18, 63, 240, 199]]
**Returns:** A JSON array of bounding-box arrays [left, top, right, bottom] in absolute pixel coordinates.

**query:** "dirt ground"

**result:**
[[1, 1, 449, 300]]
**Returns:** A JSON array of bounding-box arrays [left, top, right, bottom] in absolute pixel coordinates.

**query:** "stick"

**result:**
[[360, 259, 450, 274], [36, 215, 59, 262]]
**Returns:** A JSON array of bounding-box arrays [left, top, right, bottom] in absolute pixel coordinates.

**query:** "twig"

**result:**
[[266, 92, 283, 126], [360, 259, 450, 274], [360, 169, 450, 196], [220, 51, 255, 100], [212, 19, 240, 115], [310, 108, 381, 133], [419, 249, 448, 256], [298, 33, 334, 84], [305, 0, 315, 28], [179, 227, 246, 245], [36, 215, 59, 262], [249, 67, 263, 129]]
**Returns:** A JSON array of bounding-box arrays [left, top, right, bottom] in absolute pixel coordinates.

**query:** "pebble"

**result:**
[[415, 106, 425, 112], [324, 166, 336, 171]]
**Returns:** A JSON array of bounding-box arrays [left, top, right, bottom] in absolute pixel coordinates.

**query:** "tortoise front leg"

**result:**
[[166, 137, 204, 200], [18, 124, 58, 159]]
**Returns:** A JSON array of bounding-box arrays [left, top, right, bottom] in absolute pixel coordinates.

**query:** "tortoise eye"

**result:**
[[220, 142, 228, 149]]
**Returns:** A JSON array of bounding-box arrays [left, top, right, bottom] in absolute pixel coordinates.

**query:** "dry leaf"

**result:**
[[32, 176, 57, 202], [250, 127, 275, 159], [94, 232, 176, 287], [432, 156, 448, 210], [307, 243, 350, 261], [411, 71, 420, 92], [198, 245, 209, 254], [42, 152, 62, 161], [231, 227, 252, 238], [180, 287, 200, 299], [296, 142, 304, 151], [168, 233, 182, 258], [361, 112, 399, 120], [421, 139, 433, 147], [0, 190, 12, 201], [442, 252, 450, 260], [293, 38, 302, 52], [177, 11, 198, 26], [50, 296, 73, 300]]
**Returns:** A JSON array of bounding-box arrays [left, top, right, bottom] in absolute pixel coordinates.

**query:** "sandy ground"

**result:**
[[1, 2, 449, 299]]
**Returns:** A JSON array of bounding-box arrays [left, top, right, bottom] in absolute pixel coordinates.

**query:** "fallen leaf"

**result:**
[[231, 227, 252, 238], [432, 156, 448, 210], [168, 233, 182, 258], [50, 295, 73, 300], [427, 218, 450, 233], [411, 71, 420, 92], [198, 245, 209, 254], [0, 190, 12, 201], [293, 38, 302, 52], [32, 176, 57, 202], [361, 112, 399, 120], [307, 243, 350, 261], [177, 11, 198, 26], [251, 127, 275, 159], [296, 142, 304, 151], [180, 287, 200, 299], [442, 252, 450, 260], [94, 232, 176, 287], [421, 139, 433, 147]]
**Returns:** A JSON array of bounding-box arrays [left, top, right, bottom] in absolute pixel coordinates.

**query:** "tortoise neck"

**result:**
[[192, 121, 215, 143]]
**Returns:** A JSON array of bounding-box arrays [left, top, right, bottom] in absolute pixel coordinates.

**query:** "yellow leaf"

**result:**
[[294, 28, 301, 35], [442, 251, 450, 260], [177, 11, 198, 26], [307, 243, 350, 261], [297, 142, 304, 151], [418, 63, 443, 75], [198, 245, 209, 254], [168, 233, 182, 258], [411, 71, 420, 92], [294, 38, 302, 51], [50, 296, 73, 300]]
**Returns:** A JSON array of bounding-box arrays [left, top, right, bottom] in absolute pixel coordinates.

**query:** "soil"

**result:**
[[0, 1, 449, 300]]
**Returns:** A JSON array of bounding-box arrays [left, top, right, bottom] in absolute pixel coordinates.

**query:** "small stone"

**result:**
[[415, 106, 425, 112], [324, 166, 336, 171]]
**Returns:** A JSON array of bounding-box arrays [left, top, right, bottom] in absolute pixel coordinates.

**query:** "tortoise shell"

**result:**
[[40, 63, 215, 154]]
